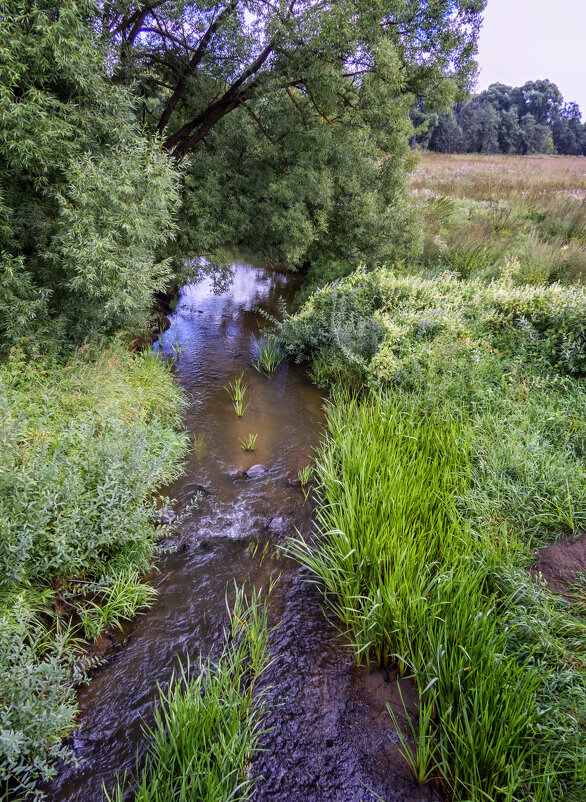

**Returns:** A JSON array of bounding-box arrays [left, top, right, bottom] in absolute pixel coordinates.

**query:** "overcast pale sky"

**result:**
[[475, 0, 586, 115]]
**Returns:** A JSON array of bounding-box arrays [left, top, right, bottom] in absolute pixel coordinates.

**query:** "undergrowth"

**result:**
[[0, 343, 187, 798]]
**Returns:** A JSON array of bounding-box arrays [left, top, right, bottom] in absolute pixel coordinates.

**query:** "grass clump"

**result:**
[[290, 391, 586, 801], [253, 335, 282, 375], [0, 344, 187, 798], [106, 584, 272, 802], [240, 432, 258, 451], [225, 373, 249, 417]]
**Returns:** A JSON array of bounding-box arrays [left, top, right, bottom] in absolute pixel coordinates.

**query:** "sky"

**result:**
[[475, 0, 586, 115]]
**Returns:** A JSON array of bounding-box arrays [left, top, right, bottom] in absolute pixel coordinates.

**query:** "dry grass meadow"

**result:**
[[411, 152, 586, 284]]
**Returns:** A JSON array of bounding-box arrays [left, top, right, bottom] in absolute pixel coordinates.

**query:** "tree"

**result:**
[[100, 0, 486, 271], [520, 113, 554, 155], [0, 0, 179, 352]]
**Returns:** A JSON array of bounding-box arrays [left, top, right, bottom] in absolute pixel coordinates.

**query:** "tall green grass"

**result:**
[[106, 585, 272, 802], [290, 390, 586, 801]]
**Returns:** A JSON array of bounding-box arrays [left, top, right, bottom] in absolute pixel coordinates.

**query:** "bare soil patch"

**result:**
[[532, 532, 586, 598]]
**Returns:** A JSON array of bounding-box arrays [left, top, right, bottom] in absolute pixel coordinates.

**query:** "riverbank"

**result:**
[[0, 343, 187, 799], [278, 194, 586, 798]]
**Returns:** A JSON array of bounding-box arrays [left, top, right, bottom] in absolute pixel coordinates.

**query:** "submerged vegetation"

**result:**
[[106, 585, 272, 802]]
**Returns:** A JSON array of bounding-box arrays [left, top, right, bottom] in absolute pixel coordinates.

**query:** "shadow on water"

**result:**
[[46, 262, 437, 802]]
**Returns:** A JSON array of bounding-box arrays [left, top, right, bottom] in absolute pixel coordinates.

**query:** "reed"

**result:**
[[253, 335, 282, 375], [225, 373, 249, 417]]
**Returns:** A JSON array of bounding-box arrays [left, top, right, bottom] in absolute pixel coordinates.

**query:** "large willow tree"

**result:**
[[104, 0, 486, 271]]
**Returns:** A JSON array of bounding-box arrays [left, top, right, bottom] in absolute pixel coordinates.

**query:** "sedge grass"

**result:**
[[253, 335, 282, 375], [225, 373, 249, 417], [289, 389, 586, 801], [106, 585, 272, 802]]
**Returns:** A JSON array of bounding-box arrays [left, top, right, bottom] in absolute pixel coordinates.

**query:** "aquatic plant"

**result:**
[[297, 464, 313, 501], [225, 373, 249, 417], [106, 585, 272, 802], [192, 432, 207, 459], [253, 335, 282, 375], [240, 433, 258, 451]]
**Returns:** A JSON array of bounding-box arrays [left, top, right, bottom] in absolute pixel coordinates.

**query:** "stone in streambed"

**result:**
[[267, 516, 290, 534], [245, 464, 268, 479], [153, 506, 176, 525]]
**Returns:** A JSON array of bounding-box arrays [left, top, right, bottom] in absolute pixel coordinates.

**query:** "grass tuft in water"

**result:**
[[225, 373, 249, 417], [106, 584, 273, 802], [253, 335, 282, 375], [239, 433, 258, 451], [297, 464, 313, 501]]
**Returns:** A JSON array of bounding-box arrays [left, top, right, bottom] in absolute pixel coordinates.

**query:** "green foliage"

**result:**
[[0, 347, 186, 584], [0, 599, 85, 799], [415, 79, 586, 156], [289, 390, 586, 801], [0, 0, 179, 352], [280, 267, 586, 544], [0, 345, 187, 796], [107, 585, 272, 802], [239, 433, 258, 452]]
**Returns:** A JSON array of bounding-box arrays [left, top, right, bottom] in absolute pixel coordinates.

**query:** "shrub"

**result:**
[[0, 345, 187, 796]]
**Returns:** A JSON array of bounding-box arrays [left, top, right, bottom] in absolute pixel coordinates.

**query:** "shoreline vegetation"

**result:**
[[279, 154, 586, 801], [105, 586, 272, 802], [0, 344, 187, 799]]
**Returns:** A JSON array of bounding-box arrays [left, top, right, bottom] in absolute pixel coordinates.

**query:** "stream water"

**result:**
[[46, 261, 438, 802]]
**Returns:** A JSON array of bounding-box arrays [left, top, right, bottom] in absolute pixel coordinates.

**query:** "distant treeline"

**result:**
[[412, 80, 586, 156]]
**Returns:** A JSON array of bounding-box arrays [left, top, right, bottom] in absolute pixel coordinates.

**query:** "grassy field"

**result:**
[[413, 152, 586, 284], [282, 153, 586, 801]]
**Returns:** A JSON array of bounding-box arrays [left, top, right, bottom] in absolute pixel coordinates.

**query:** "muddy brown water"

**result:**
[[46, 262, 438, 802]]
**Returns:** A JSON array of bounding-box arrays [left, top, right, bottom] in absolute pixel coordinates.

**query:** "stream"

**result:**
[[46, 261, 439, 802]]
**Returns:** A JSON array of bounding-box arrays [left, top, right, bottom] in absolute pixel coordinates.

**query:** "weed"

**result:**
[[225, 373, 249, 417], [240, 433, 258, 451]]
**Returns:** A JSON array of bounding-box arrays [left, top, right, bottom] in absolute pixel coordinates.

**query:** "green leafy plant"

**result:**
[[239, 433, 258, 451], [225, 373, 249, 417]]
